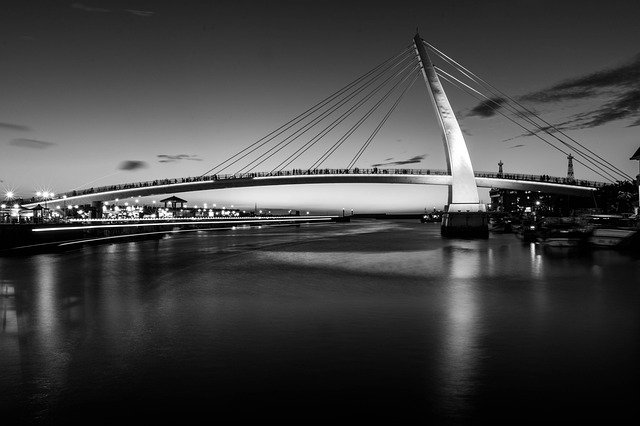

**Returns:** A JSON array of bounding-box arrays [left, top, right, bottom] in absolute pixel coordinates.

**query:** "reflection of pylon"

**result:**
[[567, 154, 574, 181]]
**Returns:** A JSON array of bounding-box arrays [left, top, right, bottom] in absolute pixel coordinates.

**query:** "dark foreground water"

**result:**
[[1, 220, 638, 424]]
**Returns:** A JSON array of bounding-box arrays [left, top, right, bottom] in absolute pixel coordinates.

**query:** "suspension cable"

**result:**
[[426, 41, 632, 181], [199, 45, 413, 176], [435, 67, 620, 182], [268, 61, 419, 173], [311, 67, 420, 170], [435, 64, 624, 182], [348, 72, 420, 169], [437, 71, 615, 183], [234, 51, 417, 175]]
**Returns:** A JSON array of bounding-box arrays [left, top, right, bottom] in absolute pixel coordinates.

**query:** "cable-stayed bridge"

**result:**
[[24, 32, 627, 235], [32, 168, 602, 207]]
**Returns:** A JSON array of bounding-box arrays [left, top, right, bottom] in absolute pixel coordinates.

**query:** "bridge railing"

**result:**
[[45, 168, 607, 201], [473, 170, 608, 188]]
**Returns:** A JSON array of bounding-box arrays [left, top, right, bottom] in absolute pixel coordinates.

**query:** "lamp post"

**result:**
[[4, 191, 15, 223]]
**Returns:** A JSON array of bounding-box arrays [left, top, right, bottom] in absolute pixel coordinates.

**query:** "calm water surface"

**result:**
[[1, 220, 638, 424]]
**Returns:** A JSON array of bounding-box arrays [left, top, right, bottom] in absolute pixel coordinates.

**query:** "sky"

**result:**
[[1, 0, 639, 212]]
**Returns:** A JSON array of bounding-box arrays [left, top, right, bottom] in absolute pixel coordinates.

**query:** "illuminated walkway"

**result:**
[[24, 168, 601, 208]]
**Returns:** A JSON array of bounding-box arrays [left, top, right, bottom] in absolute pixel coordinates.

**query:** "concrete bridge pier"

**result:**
[[91, 200, 104, 219], [441, 204, 489, 238], [413, 33, 487, 238]]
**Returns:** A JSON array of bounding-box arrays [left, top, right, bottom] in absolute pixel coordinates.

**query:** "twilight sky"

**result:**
[[1, 0, 639, 212]]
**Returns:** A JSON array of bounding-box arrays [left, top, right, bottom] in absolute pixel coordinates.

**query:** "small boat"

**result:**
[[542, 227, 587, 247], [489, 217, 513, 233], [514, 221, 538, 243], [535, 218, 589, 248], [420, 212, 442, 223], [586, 215, 640, 249]]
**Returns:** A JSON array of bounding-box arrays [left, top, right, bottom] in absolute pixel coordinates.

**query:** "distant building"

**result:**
[[488, 188, 586, 216]]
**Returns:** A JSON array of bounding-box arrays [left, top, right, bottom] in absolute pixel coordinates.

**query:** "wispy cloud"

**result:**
[[469, 53, 640, 129], [467, 97, 506, 118], [71, 2, 110, 13], [72, 3, 156, 17], [372, 154, 427, 167], [9, 138, 55, 149], [567, 88, 640, 129], [0, 122, 30, 131], [124, 9, 155, 17], [118, 160, 147, 171], [157, 154, 202, 163], [507, 144, 525, 149], [520, 54, 640, 103]]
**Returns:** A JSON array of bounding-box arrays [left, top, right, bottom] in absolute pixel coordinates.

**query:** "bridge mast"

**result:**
[[413, 32, 487, 237], [413, 32, 482, 209]]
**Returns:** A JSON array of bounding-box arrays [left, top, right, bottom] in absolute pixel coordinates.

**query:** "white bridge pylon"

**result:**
[[413, 32, 483, 212]]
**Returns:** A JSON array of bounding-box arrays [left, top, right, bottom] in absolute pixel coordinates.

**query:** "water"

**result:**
[[1, 220, 638, 424]]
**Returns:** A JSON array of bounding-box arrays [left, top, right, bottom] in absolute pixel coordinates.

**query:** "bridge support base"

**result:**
[[91, 201, 103, 219], [441, 203, 489, 239]]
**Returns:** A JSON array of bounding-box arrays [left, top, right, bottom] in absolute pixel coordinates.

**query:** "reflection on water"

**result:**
[[0, 220, 638, 423]]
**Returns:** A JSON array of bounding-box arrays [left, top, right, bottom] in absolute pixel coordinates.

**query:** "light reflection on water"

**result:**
[[0, 220, 638, 423]]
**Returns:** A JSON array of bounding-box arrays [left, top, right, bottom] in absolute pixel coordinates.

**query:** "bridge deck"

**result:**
[[23, 168, 603, 208]]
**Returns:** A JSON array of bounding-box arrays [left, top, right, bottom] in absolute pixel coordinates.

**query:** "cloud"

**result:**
[[469, 53, 640, 129], [567, 88, 640, 129], [520, 54, 640, 103], [118, 160, 147, 171], [124, 9, 155, 17], [507, 144, 525, 149], [371, 154, 427, 167], [0, 122, 30, 131], [467, 97, 506, 118], [157, 154, 203, 163], [9, 138, 55, 149], [71, 2, 111, 13], [71, 4, 156, 18]]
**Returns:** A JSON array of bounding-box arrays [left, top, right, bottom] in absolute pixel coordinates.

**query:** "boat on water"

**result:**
[[420, 211, 442, 223], [534, 217, 590, 248], [528, 215, 639, 250], [585, 215, 640, 249], [513, 220, 538, 243], [489, 215, 513, 233]]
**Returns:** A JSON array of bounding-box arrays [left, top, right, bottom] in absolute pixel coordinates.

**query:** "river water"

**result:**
[[1, 220, 638, 424]]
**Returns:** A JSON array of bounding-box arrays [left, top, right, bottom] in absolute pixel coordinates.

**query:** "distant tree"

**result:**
[[595, 181, 638, 213]]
